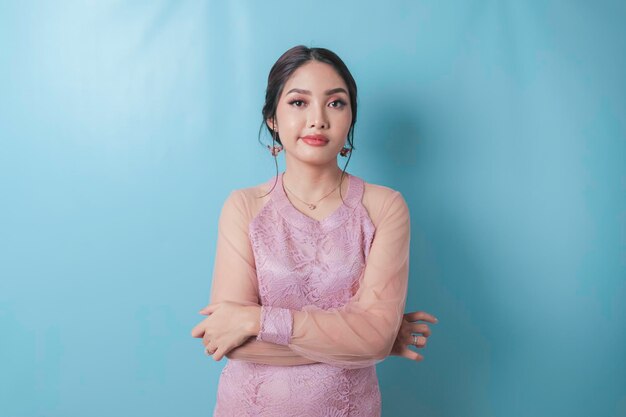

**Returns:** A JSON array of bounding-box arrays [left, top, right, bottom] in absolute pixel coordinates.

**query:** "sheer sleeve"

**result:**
[[209, 190, 318, 365], [256, 190, 410, 369], [208, 190, 259, 307]]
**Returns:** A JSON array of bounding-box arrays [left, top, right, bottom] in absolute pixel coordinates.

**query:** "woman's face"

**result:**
[[269, 60, 352, 166]]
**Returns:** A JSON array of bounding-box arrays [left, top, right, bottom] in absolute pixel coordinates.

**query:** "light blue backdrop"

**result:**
[[1, 1, 624, 416]]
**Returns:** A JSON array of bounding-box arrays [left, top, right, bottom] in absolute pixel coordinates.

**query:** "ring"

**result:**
[[413, 334, 418, 346]]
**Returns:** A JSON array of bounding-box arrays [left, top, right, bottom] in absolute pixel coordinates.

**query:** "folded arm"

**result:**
[[255, 191, 410, 369], [211, 189, 410, 369], [210, 190, 317, 366]]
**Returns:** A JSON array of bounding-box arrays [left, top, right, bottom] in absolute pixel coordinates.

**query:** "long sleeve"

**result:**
[[210, 190, 318, 365], [256, 190, 410, 369]]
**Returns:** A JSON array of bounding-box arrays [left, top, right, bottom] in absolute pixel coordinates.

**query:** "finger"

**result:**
[[214, 340, 240, 361], [405, 336, 427, 348], [205, 343, 217, 355], [213, 348, 225, 361], [199, 304, 218, 315], [414, 336, 427, 347], [404, 311, 438, 323], [191, 325, 205, 338], [399, 347, 423, 362], [404, 333, 427, 348], [410, 323, 431, 337]]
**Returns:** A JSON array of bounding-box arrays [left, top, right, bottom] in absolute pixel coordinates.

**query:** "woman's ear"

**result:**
[[266, 117, 277, 132]]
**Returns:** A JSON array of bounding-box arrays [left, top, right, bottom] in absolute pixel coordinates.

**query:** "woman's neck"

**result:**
[[282, 162, 346, 202]]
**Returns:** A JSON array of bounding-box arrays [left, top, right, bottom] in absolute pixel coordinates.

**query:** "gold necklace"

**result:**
[[282, 172, 343, 210]]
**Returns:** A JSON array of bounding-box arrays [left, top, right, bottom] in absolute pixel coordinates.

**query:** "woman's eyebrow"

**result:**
[[286, 87, 348, 96]]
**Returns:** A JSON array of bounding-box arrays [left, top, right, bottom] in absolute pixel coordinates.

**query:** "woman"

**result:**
[[191, 45, 437, 416]]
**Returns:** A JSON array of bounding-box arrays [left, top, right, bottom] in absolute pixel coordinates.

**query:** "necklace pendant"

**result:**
[[308, 204, 316, 210]]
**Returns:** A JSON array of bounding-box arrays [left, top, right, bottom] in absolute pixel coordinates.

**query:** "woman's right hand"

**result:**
[[390, 311, 438, 361]]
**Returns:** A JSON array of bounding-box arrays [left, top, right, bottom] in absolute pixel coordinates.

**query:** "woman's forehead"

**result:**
[[282, 61, 348, 93]]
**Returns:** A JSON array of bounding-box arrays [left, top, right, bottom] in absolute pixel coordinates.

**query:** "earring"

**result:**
[[339, 146, 352, 157], [267, 144, 283, 156]]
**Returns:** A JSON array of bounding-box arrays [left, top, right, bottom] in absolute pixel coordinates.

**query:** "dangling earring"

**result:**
[[267, 144, 283, 156], [339, 146, 352, 157]]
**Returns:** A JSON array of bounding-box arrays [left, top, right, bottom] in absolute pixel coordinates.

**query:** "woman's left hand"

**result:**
[[390, 310, 438, 362], [190, 301, 259, 361]]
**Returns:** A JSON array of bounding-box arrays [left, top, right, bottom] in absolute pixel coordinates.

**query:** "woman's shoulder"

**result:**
[[224, 177, 276, 218], [232, 177, 276, 200], [360, 177, 409, 226], [362, 179, 400, 198]]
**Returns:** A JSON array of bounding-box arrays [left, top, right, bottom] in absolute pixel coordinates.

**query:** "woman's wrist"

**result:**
[[245, 305, 262, 337]]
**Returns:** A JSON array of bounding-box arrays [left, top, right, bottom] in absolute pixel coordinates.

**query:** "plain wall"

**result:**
[[1, 1, 624, 416]]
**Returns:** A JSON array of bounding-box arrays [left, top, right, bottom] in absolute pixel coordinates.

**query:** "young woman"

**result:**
[[191, 45, 437, 417]]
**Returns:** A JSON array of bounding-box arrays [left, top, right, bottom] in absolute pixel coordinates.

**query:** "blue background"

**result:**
[[1, 1, 624, 416]]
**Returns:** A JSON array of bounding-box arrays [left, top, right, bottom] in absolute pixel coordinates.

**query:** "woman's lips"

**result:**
[[301, 135, 329, 146]]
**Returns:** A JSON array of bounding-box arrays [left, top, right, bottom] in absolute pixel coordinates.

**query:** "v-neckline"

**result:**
[[272, 171, 358, 230]]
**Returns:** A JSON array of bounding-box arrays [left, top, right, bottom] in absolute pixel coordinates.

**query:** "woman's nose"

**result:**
[[308, 105, 328, 129]]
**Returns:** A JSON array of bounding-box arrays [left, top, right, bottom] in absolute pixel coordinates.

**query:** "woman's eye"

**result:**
[[329, 100, 346, 108], [289, 100, 305, 107]]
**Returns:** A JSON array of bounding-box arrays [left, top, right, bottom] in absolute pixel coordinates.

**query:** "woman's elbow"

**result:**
[[373, 337, 395, 360], [360, 331, 395, 361]]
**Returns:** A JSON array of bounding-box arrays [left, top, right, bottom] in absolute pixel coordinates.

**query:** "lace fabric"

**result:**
[[209, 172, 410, 416], [214, 361, 381, 416]]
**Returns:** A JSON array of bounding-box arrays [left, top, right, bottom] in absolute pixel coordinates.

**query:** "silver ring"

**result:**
[[413, 334, 418, 346]]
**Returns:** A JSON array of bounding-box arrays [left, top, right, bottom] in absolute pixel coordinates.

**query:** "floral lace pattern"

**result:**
[[214, 361, 381, 416], [257, 305, 292, 346], [214, 173, 381, 417]]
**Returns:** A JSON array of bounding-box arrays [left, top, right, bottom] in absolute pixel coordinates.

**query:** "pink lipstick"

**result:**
[[301, 134, 329, 146]]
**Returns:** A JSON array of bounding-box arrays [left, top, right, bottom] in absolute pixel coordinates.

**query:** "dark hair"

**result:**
[[257, 45, 357, 199]]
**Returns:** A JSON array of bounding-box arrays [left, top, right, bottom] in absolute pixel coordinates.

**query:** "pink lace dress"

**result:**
[[208, 172, 410, 417]]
